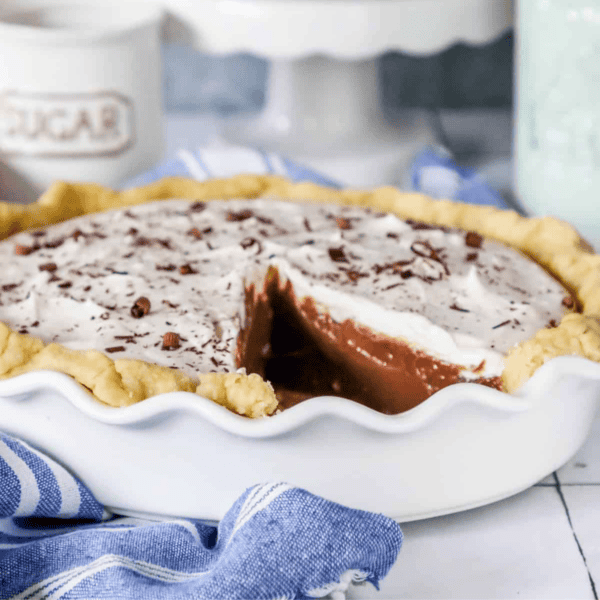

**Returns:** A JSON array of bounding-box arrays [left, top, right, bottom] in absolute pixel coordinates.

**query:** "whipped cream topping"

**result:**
[[0, 198, 570, 380]]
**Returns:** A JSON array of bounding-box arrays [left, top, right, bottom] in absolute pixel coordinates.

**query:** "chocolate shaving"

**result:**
[[346, 270, 368, 282], [57, 281, 72, 289], [113, 335, 136, 344], [38, 262, 57, 272], [465, 231, 483, 248], [386, 232, 399, 239], [376, 251, 445, 282], [450, 303, 470, 313], [105, 346, 126, 353], [383, 283, 402, 291], [240, 237, 263, 254], [187, 227, 204, 239], [14, 244, 35, 256], [180, 264, 197, 275], [392, 260, 413, 271], [1, 283, 20, 292], [335, 217, 352, 230], [328, 246, 349, 263], [562, 296, 575, 309], [134, 237, 173, 250], [227, 209, 253, 222], [156, 263, 177, 271], [131, 297, 151, 318], [411, 240, 446, 265], [466, 252, 478, 262], [373, 259, 413, 275], [507, 284, 528, 295], [162, 332, 181, 351], [492, 319, 511, 330], [44, 239, 64, 249], [410, 240, 450, 277], [303, 218, 312, 232], [189, 201, 207, 213], [162, 300, 180, 309], [405, 219, 444, 231], [115, 332, 149, 340], [157, 238, 173, 250]]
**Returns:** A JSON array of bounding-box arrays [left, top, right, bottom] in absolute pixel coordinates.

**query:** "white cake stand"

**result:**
[[164, 0, 513, 186], [1, 0, 512, 186]]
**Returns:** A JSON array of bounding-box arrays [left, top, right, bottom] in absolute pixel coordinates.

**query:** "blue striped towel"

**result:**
[[122, 142, 341, 190], [0, 434, 403, 599], [123, 142, 508, 211], [409, 146, 509, 209]]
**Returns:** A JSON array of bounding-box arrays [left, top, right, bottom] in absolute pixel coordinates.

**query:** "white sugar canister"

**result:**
[[0, 2, 164, 201], [515, 0, 600, 248]]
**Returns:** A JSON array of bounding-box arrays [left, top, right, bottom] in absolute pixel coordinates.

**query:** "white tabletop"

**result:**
[[112, 110, 600, 598]]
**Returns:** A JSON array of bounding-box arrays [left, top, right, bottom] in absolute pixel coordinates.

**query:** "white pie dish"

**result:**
[[0, 354, 599, 522]]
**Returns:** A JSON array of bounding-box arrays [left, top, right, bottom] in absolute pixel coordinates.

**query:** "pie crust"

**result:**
[[0, 175, 598, 416]]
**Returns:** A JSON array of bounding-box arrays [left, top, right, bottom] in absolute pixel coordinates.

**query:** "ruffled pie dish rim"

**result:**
[[0, 354, 599, 437], [0, 354, 599, 521], [0, 174, 599, 416]]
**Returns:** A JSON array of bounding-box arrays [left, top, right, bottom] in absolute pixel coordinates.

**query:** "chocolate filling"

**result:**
[[238, 269, 502, 415]]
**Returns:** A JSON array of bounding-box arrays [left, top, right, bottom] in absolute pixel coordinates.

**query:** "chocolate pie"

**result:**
[[0, 175, 598, 417]]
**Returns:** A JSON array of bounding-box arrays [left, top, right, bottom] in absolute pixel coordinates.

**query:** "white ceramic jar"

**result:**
[[515, 0, 600, 248], [0, 3, 164, 201]]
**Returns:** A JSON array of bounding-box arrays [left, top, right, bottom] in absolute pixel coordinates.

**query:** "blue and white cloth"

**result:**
[[123, 142, 341, 190], [409, 146, 508, 209], [0, 435, 403, 599], [125, 141, 508, 211], [2, 143, 507, 598]]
